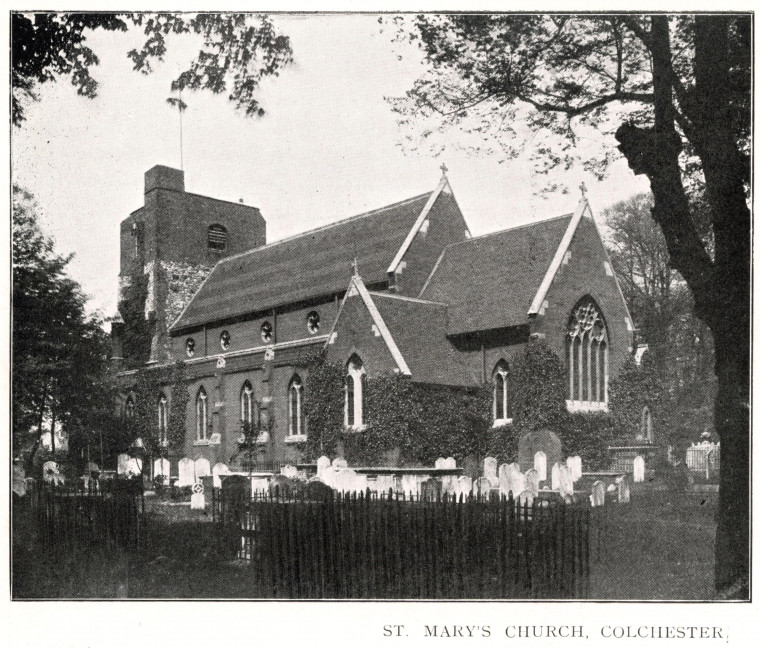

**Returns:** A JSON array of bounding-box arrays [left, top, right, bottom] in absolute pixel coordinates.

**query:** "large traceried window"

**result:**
[[288, 375, 304, 437], [345, 355, 366, 430], [492, 360, 512, 424], [640, 406, 653, 443], [125, 396, 135, 419], [241, 380, 256, 428], [157, 393, 168, 445], [566, 297, 609, 412], [196, 387, 208, 440]]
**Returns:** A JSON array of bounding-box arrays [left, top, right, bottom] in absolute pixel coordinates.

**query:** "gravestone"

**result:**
[[190, 483, 205, 509], [154, 458, 170, 480], [117, 453, 129, 476], [126, 457, 142, 477], [616, 474, 631, 503], [443, 457, 456, 469], [550, 463, 562, 490], [567, 456, 582, 482], [317, 456, 331, 478], [516, 490, 535, 506], [335, 468, 357, 493], [269, 475, 294, 497], [534, 451, 548, 482], [474, 476, 492, 498], [558, 464, 574, 497], [434, 457, 447, 469], [401, 473, 419, 497], [457, 475, 473, 497], [506, 464, 525, 498], [441, 474, 458, 496], [482, 457, 498, 487], [375, 474, 395, 495], [462, 455, 480, 480], [12, 465, 26, 497], [420, 477, 442, 501], [332, 457, 348, 471], [177, 458, 194, 486], [591, 480, 606, 507], [281, 464, 298, 479], [524, 468, 539, 494], [251, 476, 270, 494], [321, 466, 336, 489], [518, 430, 562, 473], [212, 462, 230, 488], [633, 455, 645, 483], [195, 457, 211, 479]]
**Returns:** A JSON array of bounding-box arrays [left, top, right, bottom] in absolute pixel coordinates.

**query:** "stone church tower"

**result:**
[[111, 165, 266, 367]]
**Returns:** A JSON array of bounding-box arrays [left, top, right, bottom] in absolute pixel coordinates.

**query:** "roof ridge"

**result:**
[[442, 212, 574, 252], [368, 292, 448, 306], [216, 191, 434, 266]]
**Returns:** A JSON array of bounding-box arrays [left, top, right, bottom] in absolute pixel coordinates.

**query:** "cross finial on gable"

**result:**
[[440, 162, 448, 177], [351, 257, 360, 277], [579, 182, 588, 199]]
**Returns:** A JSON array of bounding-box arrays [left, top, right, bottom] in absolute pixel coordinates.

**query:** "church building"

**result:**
[[112, 165, 634, 471]]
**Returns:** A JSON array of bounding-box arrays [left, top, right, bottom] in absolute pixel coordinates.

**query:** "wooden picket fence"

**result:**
[[27, 480, 146, 552], [215, 489, 591, 599]]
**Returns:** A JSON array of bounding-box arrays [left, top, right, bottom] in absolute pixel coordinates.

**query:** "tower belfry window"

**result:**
[[208, 224, 227, 251]]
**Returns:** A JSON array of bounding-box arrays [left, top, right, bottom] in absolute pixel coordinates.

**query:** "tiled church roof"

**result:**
[[171, 192, 434, 332], [369, 293, 481, 387], [420, 214, 573, 336]]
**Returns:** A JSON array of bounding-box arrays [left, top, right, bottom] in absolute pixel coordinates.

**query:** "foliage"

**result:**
[[11, 12, 293, 126], [12, 186, 113, 466], [118, 274, 152, 369]]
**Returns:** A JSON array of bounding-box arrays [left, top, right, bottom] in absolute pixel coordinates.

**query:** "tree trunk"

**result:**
[[616, 16, 749, 597]]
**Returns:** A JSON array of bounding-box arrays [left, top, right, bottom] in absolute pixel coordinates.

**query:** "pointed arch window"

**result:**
[[288, 375, 305, 438], [240, 380, 257, 428], [566, 297, 609, 412], [196, 387, 208, 441], [345, 355, 366, 430], [208, 224, 227, 251], [157, 393, 168, 445], [640, 406, 654, 443], [492, 360, 512, 425], [125, 396, 135, 419]]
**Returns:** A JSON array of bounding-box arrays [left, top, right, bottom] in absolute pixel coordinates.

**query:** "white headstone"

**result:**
[[375, 474, 394, 495], [317, 456, 331, 478], [400, 474, 419, 497], [633, 455, 645, 483], [558, 464, 574, 497], [212, 462, 230, 488], [457, 475, 473, 497], [117, 453, 129, 476], [591, 480, 606, 507], [332, 457, 348, 471], [567, 456, 582, 482], [335, 467, 358, 493], [434, 457, 447, 469], [443, 457, 456, 469], [517, 490, 535, 506], [190, 485, 205, 509], [250, 477, 269, 494], [154, 458, 170, 480], [126, 457, 142, 477], [483, 457, 498, 486], [281, 464, 298, 479], [475, 476, 492, 497], [524, 468, 539, 494], [551, 463, 562, 490], [321, 466, 336, 489], [506, 464, 525, 498], [13, 465, 26, 496], [441, 474, 458, 496], [194, 457, 211, 479], [534, 451, 547, 482], [352, 472, 368, 494], [177, 457, 194, 486], [617, 474, 631, 503], [498, 463, 511, 497]]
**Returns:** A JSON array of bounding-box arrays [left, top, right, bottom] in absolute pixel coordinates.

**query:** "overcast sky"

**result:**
[[11, 13, 649, 318]]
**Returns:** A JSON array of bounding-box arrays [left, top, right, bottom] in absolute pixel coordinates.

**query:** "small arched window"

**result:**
[[288, 375, 304, 437], [196, 387, 208, 440], [125, 396, 135, 419], [345, 355, 366, 430], [185, 337, 196, 358], [220, 330, 231, 351], [566, 297, 609, 412], [641, 406, 654, 443], [157, 393, 168, 444], [307, 311, 320, 335], [492, 360, 511, 424], [261, 321, 273, 343], [241, 380, 256, 428], [208, 224, 227, 251]]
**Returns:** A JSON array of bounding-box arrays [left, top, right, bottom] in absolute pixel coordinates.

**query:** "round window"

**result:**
[[261, 321, 273, 343], [307, 311, 320, 334], [185, 337, 196, 358], [220, 330, 231, 350]]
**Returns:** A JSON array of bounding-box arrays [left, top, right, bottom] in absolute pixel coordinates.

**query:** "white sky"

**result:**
[[11, 13, 649, 318]]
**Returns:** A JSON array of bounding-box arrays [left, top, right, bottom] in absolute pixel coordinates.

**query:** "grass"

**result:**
[[12, 486, 718, 600]]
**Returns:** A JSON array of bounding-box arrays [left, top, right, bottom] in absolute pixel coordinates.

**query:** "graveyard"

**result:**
[[12, 447, 718, 600]]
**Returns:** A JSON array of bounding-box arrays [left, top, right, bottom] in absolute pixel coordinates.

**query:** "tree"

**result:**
[[390, 14, 750, 595], [12, 187, 113, 470], [11, 12, 293, 126]]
